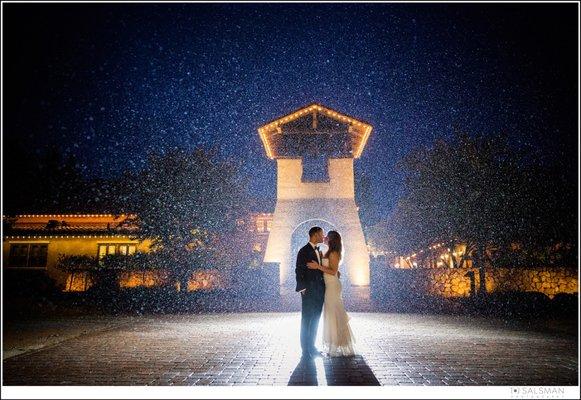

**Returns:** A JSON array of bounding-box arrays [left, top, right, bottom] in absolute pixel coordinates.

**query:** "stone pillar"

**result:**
[[263, 158, 370, 287]]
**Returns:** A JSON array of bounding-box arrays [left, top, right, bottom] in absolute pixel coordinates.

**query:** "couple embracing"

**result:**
[[295, 226, 356, 358]]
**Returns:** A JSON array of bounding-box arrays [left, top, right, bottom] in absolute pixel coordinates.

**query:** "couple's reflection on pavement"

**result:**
[[288, 354, 380, 386]]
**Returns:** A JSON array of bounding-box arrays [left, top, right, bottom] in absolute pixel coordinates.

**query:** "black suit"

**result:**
[[295, 242, 325, 355]]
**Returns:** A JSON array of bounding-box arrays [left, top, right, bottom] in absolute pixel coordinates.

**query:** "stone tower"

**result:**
[[258, 103, 372, 287]]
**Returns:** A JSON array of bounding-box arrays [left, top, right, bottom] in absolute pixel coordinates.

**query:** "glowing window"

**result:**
[[98, 243, 137, 259], [256, 219, 265, 232], [98, 245, 107, 259]]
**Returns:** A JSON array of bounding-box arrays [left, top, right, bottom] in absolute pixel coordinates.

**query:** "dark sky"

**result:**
[[3, 2, 578, 217]]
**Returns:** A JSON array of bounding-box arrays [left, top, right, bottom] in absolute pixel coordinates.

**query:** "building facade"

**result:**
[[3, 213, 273, 291], [2, 214, 151, 290]]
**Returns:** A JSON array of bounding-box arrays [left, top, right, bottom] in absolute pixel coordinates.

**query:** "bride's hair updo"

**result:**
[[325, 230, 342, 259]]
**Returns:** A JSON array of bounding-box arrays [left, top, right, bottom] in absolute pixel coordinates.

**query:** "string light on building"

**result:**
[[394, 239, 471, 268], [258, 103, 373, 160]]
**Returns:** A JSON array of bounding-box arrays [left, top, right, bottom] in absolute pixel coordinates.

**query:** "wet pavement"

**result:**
[[2, 312, 577, 386]]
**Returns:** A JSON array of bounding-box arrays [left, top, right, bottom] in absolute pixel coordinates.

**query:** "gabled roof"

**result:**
[[257, 103, 373, 159], [2, 214, 139, 236]]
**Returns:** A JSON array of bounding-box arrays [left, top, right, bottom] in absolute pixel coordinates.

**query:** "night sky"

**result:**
[[3, 2, 578, 217]]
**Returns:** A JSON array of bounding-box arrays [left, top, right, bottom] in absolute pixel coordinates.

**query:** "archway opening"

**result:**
[[284, 219, 338, 288]]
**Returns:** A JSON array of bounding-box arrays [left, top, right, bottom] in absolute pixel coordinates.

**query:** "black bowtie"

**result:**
[[315, 246, 320, 251]]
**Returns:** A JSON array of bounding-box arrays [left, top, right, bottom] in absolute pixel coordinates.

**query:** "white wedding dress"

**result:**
[[321, 258, 356, 357]]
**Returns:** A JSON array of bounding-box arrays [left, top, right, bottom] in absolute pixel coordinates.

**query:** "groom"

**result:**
[[295, 226, 326, 358]]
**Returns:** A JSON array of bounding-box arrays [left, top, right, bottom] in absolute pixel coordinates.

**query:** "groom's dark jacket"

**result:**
[[295, 242, 325, 294]]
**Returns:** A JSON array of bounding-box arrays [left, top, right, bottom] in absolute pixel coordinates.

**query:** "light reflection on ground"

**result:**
[[3, 312, 577, 386]]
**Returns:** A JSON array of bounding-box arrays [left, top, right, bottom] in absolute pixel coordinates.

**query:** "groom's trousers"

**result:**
[[300, 290, 324, 354]]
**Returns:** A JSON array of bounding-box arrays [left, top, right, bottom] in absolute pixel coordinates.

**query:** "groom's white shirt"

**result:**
[[309, 241, 322, 264], [299, 241, 321, 294]]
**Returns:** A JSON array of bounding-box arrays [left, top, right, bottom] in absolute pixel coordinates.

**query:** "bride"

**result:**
[[307, 230, 356, 357]]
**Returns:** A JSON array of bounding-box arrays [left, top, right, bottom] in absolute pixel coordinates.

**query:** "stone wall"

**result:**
[[423, 268, 474, 297], [482, 267, 578, 298], [371, 260, 578, 299], [424, 267, 578, 298]]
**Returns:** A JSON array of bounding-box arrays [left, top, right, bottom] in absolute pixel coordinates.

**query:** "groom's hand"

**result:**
[[307, 261, 319, 270], [299, 289, 306, 295]]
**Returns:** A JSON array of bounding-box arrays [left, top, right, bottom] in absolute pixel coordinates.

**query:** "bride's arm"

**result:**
[[318, 252, 340, 276]]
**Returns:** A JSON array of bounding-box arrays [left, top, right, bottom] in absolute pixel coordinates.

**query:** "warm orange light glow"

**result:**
[[64, 272, 94, 292], [187, 269, 224, 291], [353, 125, 372, 158], [5, 235, 131, 239], [258, 127, 274, 159], [119, 271, 168, 288], [350, 268, 369, 286], [12, 214, 136, 218], [257, 103, 373, 159]]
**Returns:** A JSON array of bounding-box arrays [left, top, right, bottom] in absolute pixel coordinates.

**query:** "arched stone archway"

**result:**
[[265, 196, 370, 287], [285, 218, 338, 287]]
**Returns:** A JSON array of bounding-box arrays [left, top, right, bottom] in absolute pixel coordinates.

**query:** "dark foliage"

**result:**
[[370, 129, 577, 268], [111, 147, 251, 289]]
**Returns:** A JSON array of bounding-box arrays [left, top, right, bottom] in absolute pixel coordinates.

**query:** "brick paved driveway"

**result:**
[[2, 313, 577, 386]]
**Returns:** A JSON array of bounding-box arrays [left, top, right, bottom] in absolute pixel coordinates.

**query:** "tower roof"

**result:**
[[257, 103, 373, 159]]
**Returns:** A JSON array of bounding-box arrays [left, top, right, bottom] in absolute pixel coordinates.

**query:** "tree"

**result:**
[[391, 129, 535, 292], [498, 159, 577, 268], [114, 147, 249, 291], [375, 129, 577, 271], [355, 171, 380, 229]]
